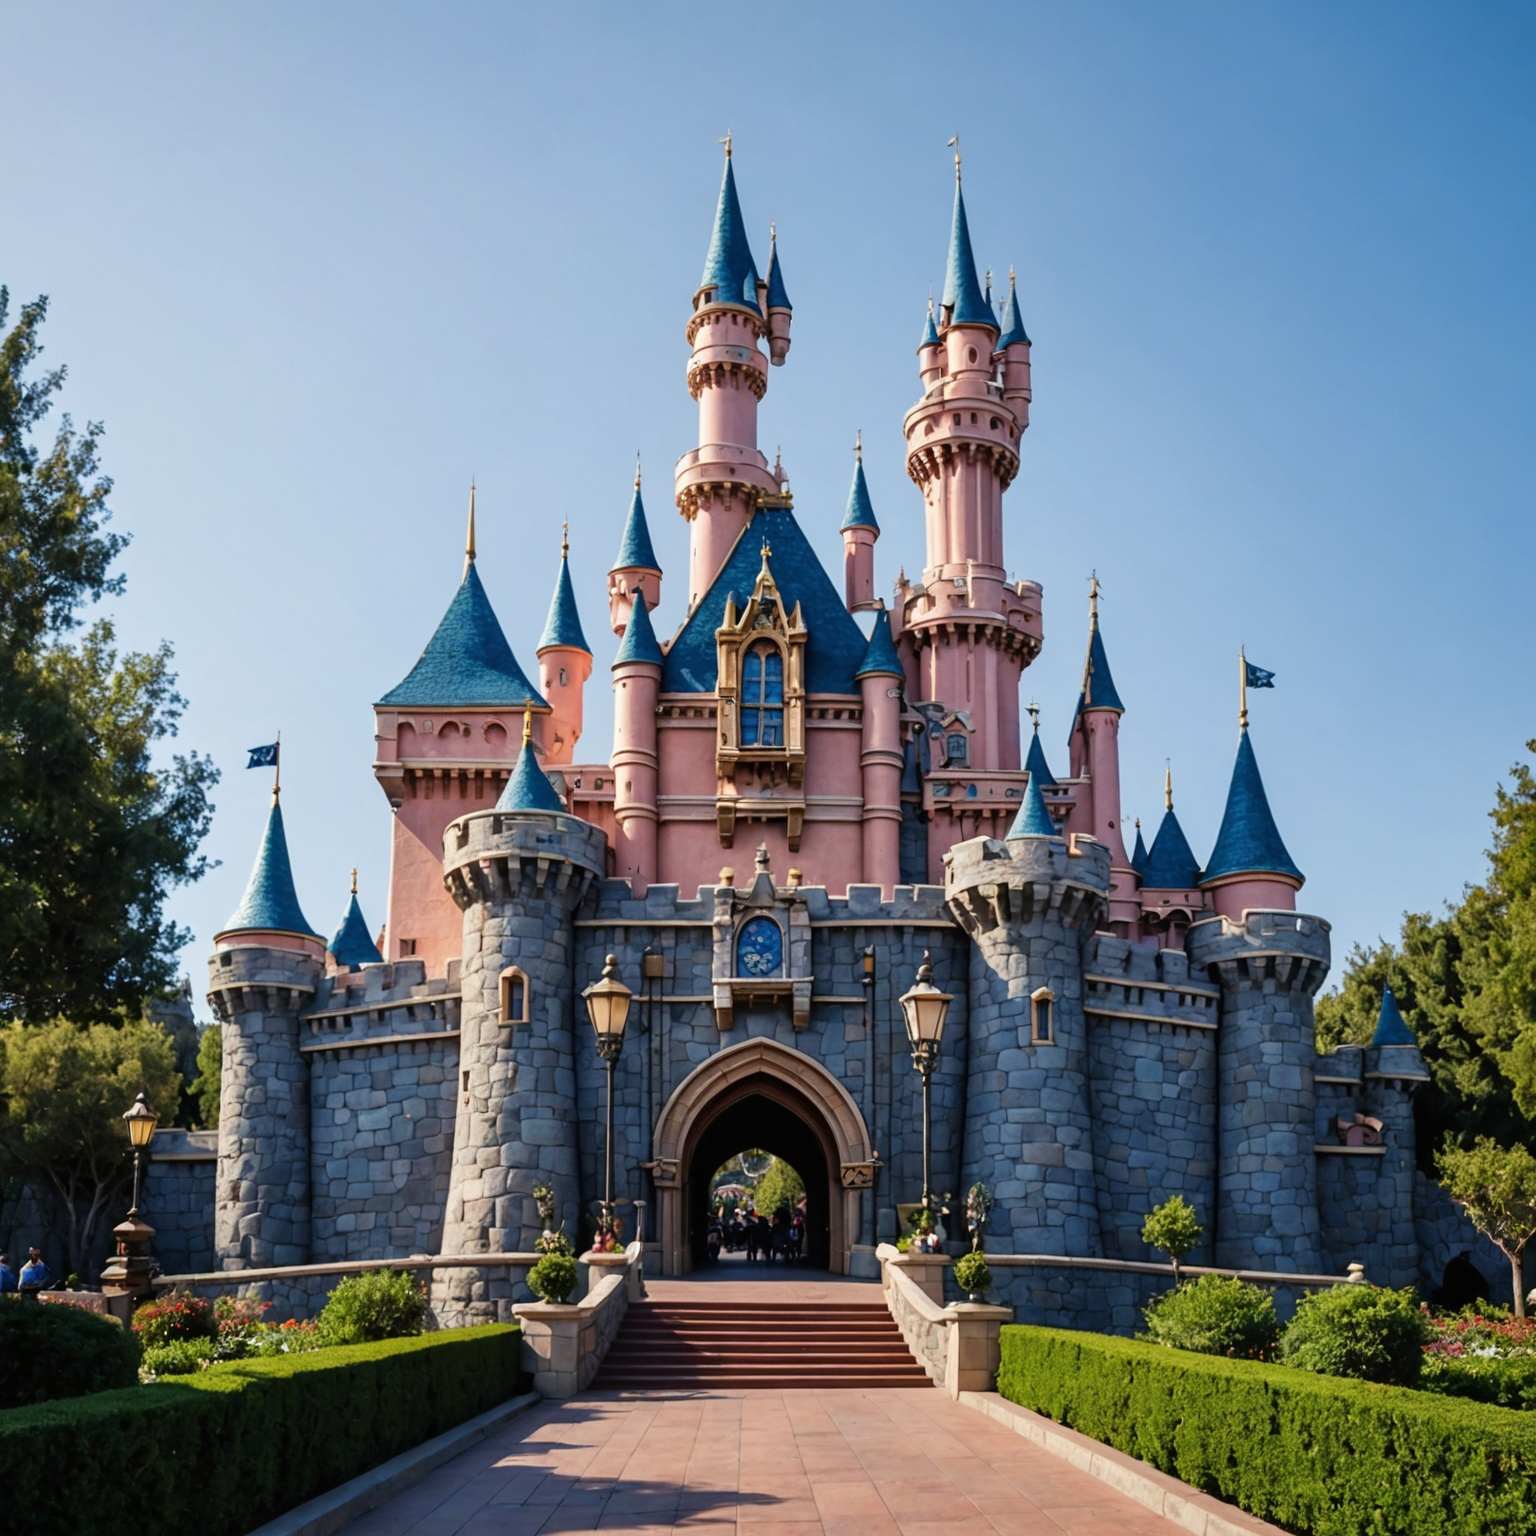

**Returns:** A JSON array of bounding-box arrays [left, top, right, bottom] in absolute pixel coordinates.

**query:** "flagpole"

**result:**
[[274, 731, 282, 800], [1238, 647, 1248, 733]]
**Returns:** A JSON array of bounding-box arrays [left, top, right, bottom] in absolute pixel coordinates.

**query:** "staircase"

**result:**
[[596, 1298, 932, 1390]]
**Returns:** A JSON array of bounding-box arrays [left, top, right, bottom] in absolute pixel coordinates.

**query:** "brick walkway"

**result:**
[[339, 1388, 1188, 1535]]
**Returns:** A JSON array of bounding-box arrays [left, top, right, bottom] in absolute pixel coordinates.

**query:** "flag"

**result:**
[[246, 743, 279, 769], [1244, 662, 1276, 690]]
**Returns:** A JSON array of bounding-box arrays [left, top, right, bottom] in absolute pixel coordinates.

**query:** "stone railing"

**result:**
[[878, 1245, 1012, 1397], [984, 1253, 1367, 1287], [513, 1241, 644, 1398]]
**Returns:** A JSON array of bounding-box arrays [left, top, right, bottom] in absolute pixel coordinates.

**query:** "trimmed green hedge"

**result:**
[[998, 1325, 1536, 1536], [0, 1324, 522, 1536]]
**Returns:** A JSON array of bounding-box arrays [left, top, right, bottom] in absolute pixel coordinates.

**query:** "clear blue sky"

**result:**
[[9, 2, 1534, 994]]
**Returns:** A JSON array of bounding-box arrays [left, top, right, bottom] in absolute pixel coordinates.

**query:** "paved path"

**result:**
[[340, 1388, 1188, 1535]]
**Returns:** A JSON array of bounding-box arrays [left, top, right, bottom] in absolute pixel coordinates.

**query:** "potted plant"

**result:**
[[953, 1250, 991, 1302], [527, 1252, 578, 1304]]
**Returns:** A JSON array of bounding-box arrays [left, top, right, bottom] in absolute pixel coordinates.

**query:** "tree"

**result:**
[[751, 1157, 804, 1217], [1437, 1138, 1536, 1318], [0, 1017, 181, 1277], [191, 1024, 221, 1129], [0, 287, 217, 1024], [1141, 1194, 1203, 1282]]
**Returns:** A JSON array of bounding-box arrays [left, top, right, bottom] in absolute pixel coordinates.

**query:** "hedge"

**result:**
[[0, 1324, 522, 1536], [998, 1325, 1536, 1536]]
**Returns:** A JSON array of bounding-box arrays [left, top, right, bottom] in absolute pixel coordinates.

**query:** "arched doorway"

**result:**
[[649, 1038, 877, 1276]]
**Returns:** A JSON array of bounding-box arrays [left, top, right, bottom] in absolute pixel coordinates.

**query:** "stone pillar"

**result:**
[[1189, 910, 1331, 1273], [433, 808, 607, 1324], [946, 833, 1110, 1257], [207, 944, 323, 1268]]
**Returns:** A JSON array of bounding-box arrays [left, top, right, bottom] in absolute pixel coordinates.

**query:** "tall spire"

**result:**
[[219, 795, 320, 940], [537, 525, 591, 654], [765, 222, 791, 311], [1142, 791, 1202, 890], [328, 872, 383, 968], [1024, 702, 1056, 788], [998, 267, 1031, 348], [1202, 730, 1303, 885], [613, 588, 664, 668], [612, 462, 661, 574], [496, 708, 565, 813], [840, 433, 879, 532], [464, 480, 476, 576], [1130, 819, 1149, 879], [940, 147, 995, 329], [1074, 577, 1125, 721], [1007, 765, 1059, 839], [920, 294, 940, 349], [698, 139, 761, 313]]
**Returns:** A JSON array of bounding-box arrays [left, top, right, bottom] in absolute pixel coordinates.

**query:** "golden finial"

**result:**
[[947, 134, 961, 179], [759, 537, 773, 570], [272, 730, 282, 801], [1164, 759, 1174, 812], [773, 445, 783, 484], [720, 131, 733, 160], [634, 451, 642, 489], [464, 480, 477, 574], [350, 867, 358, 896], [854, 429, 862, 462], [1027, 700, 1040, 733], [1009, 264, 1017, 289], [560, 516, 570, 560], [1088, 571, 1101, 627], [1239, 645, 1249, 732], [769, 219, 777, 249], [521, 707, 533, 747]]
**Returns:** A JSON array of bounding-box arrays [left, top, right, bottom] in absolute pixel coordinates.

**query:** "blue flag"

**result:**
[[1244, 661, 1276, 690], [247, 743, 280, 769]]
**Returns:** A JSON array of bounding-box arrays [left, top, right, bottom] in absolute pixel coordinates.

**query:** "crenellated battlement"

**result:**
[[300, 960, 462, 1049], [443, 808, 608, 911], [1187, 907, 1331, 996], [1083, 933, 1220, 1032], [945, 833, 1111, 937]]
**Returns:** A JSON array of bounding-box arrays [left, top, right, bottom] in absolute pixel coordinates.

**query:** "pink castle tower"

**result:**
[[840, 433, 880, 613], [607, 461, 662, 638], [535, 522, 592, 767]]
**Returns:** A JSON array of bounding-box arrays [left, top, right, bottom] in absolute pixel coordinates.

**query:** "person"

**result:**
[[0, 1253, 15, 1295], [18, 1247, 51, 1297]]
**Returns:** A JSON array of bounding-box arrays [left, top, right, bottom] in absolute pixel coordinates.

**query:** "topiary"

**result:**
[[527, 1252, 578, 1304], [141, 1337, 218, 1376], [316, 1269, 428, 1346], [1141, 1274, 1280, 1360], [953, 1251, 990, 1299], [131, 1291, 216, 1346], [0, 1300, 142, 1407], [1141, 1195, 1203, 1282], [1279, 1283, 1426, 1386]]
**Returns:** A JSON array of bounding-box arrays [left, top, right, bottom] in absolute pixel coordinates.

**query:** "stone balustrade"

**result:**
[[513, 1242, 644, 1398], [878, 1245, 1012, 1396]]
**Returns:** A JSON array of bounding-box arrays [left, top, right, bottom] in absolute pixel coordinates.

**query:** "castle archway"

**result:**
[[649, 1037, 877, 1276]]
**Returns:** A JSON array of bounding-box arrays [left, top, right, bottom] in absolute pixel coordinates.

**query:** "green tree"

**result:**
[[191, 1023, 221, 1129], [1437, 1137, 1536, 1318], [1141, 1194, 1203, 1282], [0, 287, 217, 1024], [0, 1017, 181, 1276], [751, 1157, 804, 1216]]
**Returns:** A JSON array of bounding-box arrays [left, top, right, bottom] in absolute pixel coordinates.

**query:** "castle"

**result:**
[[202, 145, 1447, 1326]]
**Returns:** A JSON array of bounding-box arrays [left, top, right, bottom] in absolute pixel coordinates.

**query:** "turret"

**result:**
[[608, 463, 662, 637], [855, 607, 903, 890], [996, 267, 1032, 427], [208, 786, 324, 1268], [678, 139, 781, 605], [1024, 704, 1057, 796], [536, 524, 592, 767], [1201, 728, 1304, 919], [432, 714, 607, 1324], [938, 152, 1000, 380], [1138, 765, 1204, 947], [611, 591, 664, 891], [840, 433, 880, 613], [327, 869, 383, 970], [1359, 986, 1430, 1287], [765, 223, 793, 365], [1130, 819, 1149, 881], [917, 297, 943, 389]]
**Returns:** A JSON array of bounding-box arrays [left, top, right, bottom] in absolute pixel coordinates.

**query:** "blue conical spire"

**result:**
[[766, 225, 791, 311], [1024, 707, 1056, 789], [496, 715, 566, 814], [998, 268, 1031, 348], [614, 589, 664, 668], [537, 528, 590, 654], [1007, 768, 1058, 839], [613, 465, 661, 574], [1143, 808, 1202, 890], [328, 874, 383, 968], [221, 794, 320, 939], [1203, 730, 1304, 885], [854, 606, 902, 678], [1372, 985, 1417, 1047], [941, 162, 995, 330], [840, 436, 879, 533], [920, 296, 940, 349], [1131, 820, 1149, 879], [698, 143, 761, 314]]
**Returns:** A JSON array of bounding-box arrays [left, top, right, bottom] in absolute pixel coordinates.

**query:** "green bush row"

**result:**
[[998, 1325, 1536, 1536], [0, 1325, 523, 1536]]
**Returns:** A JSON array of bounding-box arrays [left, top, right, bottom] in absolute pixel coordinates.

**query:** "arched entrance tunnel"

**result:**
[[684, 1078, 834, 1271]]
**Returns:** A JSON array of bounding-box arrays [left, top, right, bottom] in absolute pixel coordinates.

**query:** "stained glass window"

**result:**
[[741, 643, 785, 748]]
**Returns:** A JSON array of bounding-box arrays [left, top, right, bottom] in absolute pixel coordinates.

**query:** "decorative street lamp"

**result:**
[[123, 1090, 159, 1217], [583, 955, 633, 1249], [900, 951, 952, 1215], [101, 1090, 161, 1310]]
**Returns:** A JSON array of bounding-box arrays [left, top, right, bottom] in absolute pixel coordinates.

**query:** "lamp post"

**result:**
[[899, 951, 952, 1216], [583, 954, 633, 1249], [123, 1090, 158, 1217], [101, 1090, 160, 1314]]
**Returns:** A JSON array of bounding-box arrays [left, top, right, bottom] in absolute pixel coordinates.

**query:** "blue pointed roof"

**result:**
[[998, 273, 1031, 348], [1131, 823, 1149, 878], [1007, 769, 1058, 839], [329, 889, 382, 968], [855, 608, 902, 679], [1372, 986, 1417, 1047], [1202, 730, 1304, 885], [920, 300, 940, 349], [661, 507, 868, 695], [496, 735, 565, 813], [613, 589, 664, 668], [1142, 807, 1202, 889], [941, 176, 995, 329], [840, 453, 879, 533], [379, 563, 546, 709], [1079, 625, 1124, 714], [766, 236, 791, 311], [1024, 722, 1056, 789], [221, 797, 319, 938], [613, 479, 660, 573], [537, 546, 590, 654], [698, 153, 761, 314]]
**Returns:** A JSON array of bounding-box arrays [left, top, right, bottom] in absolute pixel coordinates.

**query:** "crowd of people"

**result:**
[[705, 1202, 806, 1264]]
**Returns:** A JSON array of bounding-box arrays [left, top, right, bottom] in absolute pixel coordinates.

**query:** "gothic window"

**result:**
[[946, 732, 969, 766], [1030, 986, 1055, 1045], [499, 965, 530, 1025], [736, 915, 783, 978], [740, 643, 785, 748]]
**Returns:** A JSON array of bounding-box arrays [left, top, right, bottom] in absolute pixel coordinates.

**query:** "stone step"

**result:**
[[598, 1365, 932, 1389]]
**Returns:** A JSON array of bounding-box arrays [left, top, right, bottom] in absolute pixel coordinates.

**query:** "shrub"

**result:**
[[953, 1251, 990, 1297], [131, 1292, 216, 1346], [1422, 1352, 1536, 1411], [316, 1269, 427, 1345], [1140, 1194, 1202, 1281], [0, 1302, 141, 1409], [527, 1252, 578, 1303], [998, 1324, 1536, 1536], [1279, 1283, 1425, 1386], [1141, 1274, 1279, 1360], [141, 1338, 217, 1376], [0, 1326, 523, 1536]]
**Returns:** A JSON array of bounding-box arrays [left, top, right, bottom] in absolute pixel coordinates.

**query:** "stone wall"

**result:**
[[144, 1132, 216, 1276]]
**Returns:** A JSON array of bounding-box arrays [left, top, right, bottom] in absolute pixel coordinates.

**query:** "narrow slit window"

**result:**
[[1030, 986, 1055, 1045], [499, 965, 530, 1025]]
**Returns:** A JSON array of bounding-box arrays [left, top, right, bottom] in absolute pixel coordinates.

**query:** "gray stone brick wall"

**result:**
[[144, 1137, 215, 1276]]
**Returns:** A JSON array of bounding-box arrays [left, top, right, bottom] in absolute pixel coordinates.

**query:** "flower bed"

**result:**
[[998, 1324, 1536, 1536], [0, 1324, 523, 1536], [1421, 1307, 1536, 1410]]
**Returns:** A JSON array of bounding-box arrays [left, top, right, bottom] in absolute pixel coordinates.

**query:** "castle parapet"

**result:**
[[944, 833, 1110, 937]]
